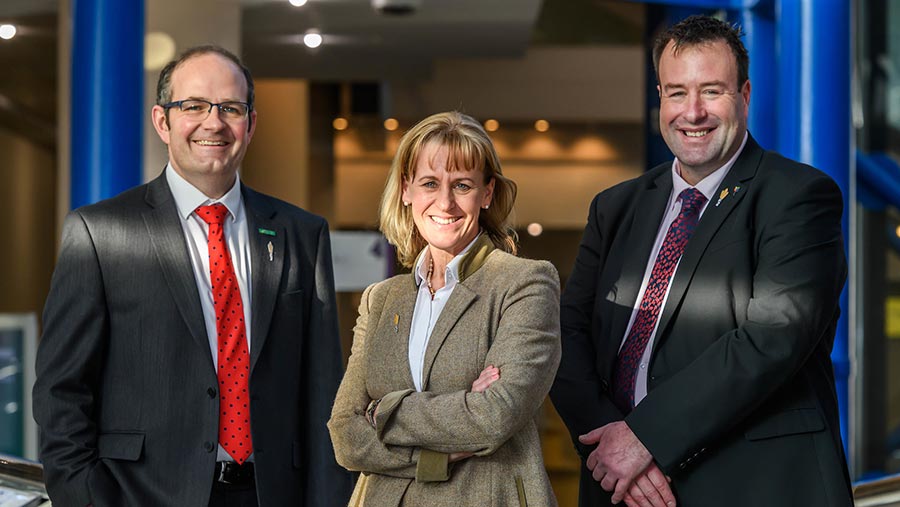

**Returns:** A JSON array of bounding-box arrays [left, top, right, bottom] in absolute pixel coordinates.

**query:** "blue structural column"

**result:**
[[71, 0, 144, 209], [777, 0, 853, 453], [730, 1, 776, 150]]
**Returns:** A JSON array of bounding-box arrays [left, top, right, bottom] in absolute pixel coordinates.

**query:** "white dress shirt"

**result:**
[[165, 165, 254, 462], [627, 133, 748, 405], [407, 235, 480, 392]]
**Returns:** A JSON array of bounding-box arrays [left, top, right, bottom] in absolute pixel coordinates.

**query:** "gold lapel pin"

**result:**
[[715, 187, 729, 207], [393, 313, 400, 332], [267, 241, 274, 262]]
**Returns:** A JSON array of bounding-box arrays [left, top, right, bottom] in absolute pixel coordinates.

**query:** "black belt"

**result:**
[[213, 461, 255, 485]]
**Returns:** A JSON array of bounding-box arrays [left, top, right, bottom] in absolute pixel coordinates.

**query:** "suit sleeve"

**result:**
[[302, 220, 354, 504], [327, 283, 420, 479], [32, 212, 106, 507], [373, 261, 561, 456], [627, 174, 846, 473], [550, 194, 624, 459]]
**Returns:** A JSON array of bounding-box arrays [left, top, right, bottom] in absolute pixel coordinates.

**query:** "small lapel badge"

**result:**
[[393, 313, 400, 332], [733, 185, 741, 194], [267, 241, 274, 262], [258, 228, 276, 236], [715, 187, 729, 207]]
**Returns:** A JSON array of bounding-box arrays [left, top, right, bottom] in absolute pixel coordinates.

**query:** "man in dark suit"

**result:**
[[550, 16, 853, 507], [33, 45, 351, 507]]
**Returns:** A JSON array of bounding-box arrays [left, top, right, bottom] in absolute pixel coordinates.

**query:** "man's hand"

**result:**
[[579, 421, 656, 504], [622, 463, 675, 507]]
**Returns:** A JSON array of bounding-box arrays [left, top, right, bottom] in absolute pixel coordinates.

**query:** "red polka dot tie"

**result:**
[[612, 188, 707, 414], [196, 204, 253, 464]]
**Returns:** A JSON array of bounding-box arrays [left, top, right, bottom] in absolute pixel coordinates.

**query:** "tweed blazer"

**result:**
[[329, 235, 561, 507]]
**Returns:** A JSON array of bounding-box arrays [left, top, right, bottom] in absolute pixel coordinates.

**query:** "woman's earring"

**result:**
[[483, 204, 490, 209], [403, 201, 410, 207]]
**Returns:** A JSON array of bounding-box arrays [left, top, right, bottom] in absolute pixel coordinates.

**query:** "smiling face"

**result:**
[[151, 52, 257, 198], [657, 39, 750, 184], [401, 141, 494, 263]]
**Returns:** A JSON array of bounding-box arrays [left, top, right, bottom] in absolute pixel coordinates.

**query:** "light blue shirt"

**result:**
[[408, 234, 481, 392], [165, 165, 253, 462]]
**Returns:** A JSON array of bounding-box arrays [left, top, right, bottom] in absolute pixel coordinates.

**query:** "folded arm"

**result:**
[[374, 262, 561, 455]]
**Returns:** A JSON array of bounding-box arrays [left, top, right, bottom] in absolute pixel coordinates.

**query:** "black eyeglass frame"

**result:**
[[161, 99, 253, 118]]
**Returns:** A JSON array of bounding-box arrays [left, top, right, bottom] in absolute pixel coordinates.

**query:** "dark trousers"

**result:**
[[208, 481, 258, 507]]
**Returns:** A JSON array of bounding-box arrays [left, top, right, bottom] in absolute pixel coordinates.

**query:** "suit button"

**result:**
[[207, 387, 216, 398], [204, 441, 214, 452]]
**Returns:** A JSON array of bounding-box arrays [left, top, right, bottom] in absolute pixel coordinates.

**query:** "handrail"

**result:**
[[0, 453, 44, 485], [854, 474, 900, 506]]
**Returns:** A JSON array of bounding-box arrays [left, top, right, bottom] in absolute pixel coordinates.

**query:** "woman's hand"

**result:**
[[471, 365, 500, 393]]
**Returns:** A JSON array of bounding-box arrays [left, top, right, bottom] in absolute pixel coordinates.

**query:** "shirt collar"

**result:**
[[670, 131, 748, 203], [414, 233, 482, 288], [165, 163, 243, 221]]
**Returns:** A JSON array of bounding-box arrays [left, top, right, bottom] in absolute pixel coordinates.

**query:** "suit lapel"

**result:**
[[421, 283, 478, 390], [142, 175, 210, 365], [379, 277, 419, 390], [242, 187, 285, 373], [608, 170, 673, 354], [653, 136, 763, 352]]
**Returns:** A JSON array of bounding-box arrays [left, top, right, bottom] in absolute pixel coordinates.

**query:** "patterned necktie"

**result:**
[[196, 204, 253, 464], [612, 188, 707, 414]]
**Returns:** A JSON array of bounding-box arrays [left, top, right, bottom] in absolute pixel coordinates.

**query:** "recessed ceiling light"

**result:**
[[289, 0, 308, 6], [333, 117, 349, 130], [484, 119, 499, 132], [383, 118, 399, 131], [0, 25, 17, 40], [534, 119, 550, 133], [303, 32, 323, 49]]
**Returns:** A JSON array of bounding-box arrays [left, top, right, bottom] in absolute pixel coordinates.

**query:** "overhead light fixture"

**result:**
[[384, 118, 399, 131], [333, 117, 349, 131], [289, 0, 308, 5], [144, 32, 176, 71], [484, 119, 499, 132], [534, 119, 550, 133], [303, 32, 323, 49], [0, 25, 16, 40]]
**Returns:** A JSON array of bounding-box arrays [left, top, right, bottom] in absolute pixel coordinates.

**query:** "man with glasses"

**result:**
[[34, 45, 351, 507]]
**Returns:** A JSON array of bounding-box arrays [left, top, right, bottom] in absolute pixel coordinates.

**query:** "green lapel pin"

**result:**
[[258, 228, 276, 236]]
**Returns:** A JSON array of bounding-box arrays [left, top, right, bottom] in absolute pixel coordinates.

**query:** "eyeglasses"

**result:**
[[162, 99, 252, 121]]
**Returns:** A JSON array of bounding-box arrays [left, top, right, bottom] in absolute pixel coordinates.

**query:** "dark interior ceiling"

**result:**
[[0, 0, 644, 150]]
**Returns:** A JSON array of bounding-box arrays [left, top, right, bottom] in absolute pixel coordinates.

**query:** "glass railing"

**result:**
[[0, 453, 49, 506]]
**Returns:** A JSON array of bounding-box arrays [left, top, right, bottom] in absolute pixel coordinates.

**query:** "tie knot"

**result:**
[[679, 188, 706, 215], [196, 203, 229, 225]]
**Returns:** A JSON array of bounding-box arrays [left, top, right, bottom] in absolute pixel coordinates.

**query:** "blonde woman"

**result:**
[[328, 111, 561, 506]]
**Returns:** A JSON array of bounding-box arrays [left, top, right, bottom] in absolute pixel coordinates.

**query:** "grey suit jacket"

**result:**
[[33, 173, 352, 507], [329, 235, 561, 507]]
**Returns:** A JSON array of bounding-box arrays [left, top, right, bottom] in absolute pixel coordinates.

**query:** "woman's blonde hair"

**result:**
[[379, 111, 518, 268]]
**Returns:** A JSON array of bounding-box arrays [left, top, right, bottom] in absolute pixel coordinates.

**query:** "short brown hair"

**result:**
[[379, 111, 518, 267], [156, 45, 254, 107], [652, 15, 749, 89]]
